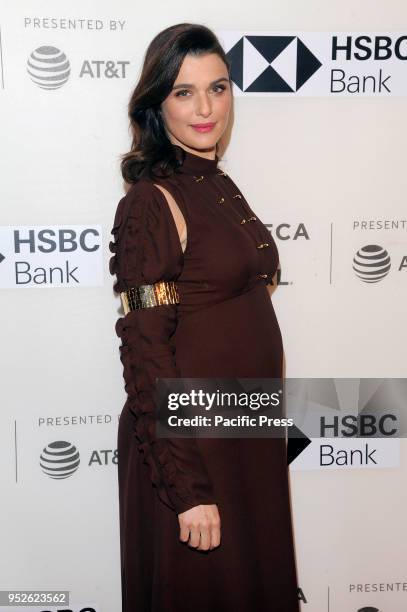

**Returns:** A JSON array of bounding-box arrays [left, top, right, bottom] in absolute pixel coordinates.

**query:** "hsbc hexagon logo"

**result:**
[[226, 35, 322, 92]]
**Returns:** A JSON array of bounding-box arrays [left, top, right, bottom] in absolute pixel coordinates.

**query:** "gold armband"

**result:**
[[120, 280, 179, 314]]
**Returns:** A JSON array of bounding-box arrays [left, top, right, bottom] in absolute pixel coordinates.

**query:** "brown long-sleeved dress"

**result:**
[[109, 144, 300, 612]]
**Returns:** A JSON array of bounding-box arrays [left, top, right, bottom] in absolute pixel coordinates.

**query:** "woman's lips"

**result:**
[[190, 123, 216, 133]]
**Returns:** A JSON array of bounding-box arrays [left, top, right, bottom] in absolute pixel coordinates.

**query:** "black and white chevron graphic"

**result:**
[[226, 35, 322, 92]]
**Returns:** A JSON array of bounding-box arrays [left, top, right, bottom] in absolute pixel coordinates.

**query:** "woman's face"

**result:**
[[160, 52, 232, 159]]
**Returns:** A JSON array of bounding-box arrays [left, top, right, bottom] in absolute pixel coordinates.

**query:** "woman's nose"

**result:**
[[194, 93, 212, 117]]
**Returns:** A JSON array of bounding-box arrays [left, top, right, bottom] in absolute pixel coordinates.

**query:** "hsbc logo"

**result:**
[[0, 225, 103, 289], [225, 35, 322, 92], [219, 30, 407, 96]]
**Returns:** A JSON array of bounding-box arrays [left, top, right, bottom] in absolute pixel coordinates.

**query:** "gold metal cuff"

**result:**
[[120, 280, 179, 314]]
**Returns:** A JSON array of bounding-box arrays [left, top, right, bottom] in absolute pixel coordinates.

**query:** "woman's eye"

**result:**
[[175, 89, 190, 97], [175, 84, 227, 98]]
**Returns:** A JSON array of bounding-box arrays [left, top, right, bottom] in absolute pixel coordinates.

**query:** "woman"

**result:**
[[109, 22, 300, 612]]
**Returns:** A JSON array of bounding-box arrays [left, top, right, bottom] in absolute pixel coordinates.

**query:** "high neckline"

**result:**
[[172, 144, 219, 175]]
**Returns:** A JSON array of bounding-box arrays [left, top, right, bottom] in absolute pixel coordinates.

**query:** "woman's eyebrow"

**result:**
[[172, 77, 230, 90]]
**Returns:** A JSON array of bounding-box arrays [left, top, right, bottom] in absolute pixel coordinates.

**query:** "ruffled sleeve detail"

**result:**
[[109, 180, 216, 514]]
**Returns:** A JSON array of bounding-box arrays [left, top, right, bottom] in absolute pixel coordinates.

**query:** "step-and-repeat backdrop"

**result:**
[[1, 2, 406, 611]]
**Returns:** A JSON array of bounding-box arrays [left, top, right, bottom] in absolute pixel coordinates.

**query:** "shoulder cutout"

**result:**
[[153, 183, 187, 252]]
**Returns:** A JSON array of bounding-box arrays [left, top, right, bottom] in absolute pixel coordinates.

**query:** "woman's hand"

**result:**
[[178, 504, 221, 551]]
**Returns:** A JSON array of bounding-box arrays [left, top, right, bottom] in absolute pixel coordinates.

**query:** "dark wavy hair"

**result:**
[[120, 23, 232, 184]]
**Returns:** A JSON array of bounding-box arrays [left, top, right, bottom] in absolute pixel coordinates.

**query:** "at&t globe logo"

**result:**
[[353, 244, 391, 283], [40, 441, 80, 479], [27, 46, 71, 90]]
